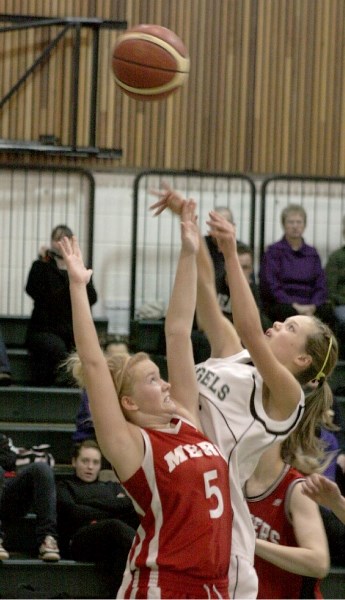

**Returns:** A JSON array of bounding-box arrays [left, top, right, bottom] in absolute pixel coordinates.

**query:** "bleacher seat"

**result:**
[[0, 315, 108, 349], [0, 558, 121, 598], [1, 315, 108, 386], [321, 566, 345, 599]]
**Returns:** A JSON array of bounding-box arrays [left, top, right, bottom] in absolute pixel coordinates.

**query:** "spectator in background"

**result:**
[[57, 440, 138, 579], [222, 242, 272, 331], [204, 206, 235, 304], [25, 225, 97, 387], [260, 204, 335, 328], [0, 329, 12, 386], [0, 433, 59, 561], [191, 206, 235, 363], [325, 215, 345, 358]]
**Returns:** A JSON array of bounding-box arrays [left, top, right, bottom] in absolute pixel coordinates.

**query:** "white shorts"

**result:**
[[230, 554, 258, 599]]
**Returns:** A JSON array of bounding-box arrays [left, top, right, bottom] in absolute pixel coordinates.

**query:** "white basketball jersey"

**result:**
[[197, 349, 305, 596]]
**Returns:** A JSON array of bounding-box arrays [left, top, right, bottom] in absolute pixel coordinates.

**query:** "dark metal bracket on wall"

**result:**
[[0, 14, 127, 158]]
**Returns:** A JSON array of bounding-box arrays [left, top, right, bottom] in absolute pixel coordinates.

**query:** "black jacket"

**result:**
[[57, 476, 138, 555], [25, 256, 97, 346]]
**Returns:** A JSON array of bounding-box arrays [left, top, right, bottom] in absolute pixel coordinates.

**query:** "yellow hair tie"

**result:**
[[315, 337, 333, 381]]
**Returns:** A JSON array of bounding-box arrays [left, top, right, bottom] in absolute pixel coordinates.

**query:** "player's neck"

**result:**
[[246, 449, 285, 496]]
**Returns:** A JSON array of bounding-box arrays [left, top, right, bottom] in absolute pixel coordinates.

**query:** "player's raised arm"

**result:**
[[151, 183, 242, 358], [164, 200, 201, 426], [58, 236, 144, 480], [207, 211, 302, 418]]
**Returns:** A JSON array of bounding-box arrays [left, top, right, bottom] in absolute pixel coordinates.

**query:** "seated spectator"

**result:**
[[56, 440, 138, 578], [25, 225, 98, 386], [0, 433, 59, 561], [245, 439, 330, 598], [221, 242, 272, 331], [204, 205, 236, 304], [259, 204, 335, 328], [0, 328, 11, 386], [325, 215, 345, 357]]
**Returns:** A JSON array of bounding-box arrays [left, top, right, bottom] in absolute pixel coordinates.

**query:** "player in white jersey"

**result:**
[[151, 186, 338, 599]]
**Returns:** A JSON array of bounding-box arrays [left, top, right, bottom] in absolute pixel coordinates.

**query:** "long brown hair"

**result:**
[[282, 318, 338, 474]]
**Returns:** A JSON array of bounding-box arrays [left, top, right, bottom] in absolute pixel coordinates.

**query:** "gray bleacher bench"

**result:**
[[0, 315, 109, 348]]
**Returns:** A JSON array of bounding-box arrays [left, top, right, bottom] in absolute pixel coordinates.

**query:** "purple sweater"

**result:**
[[259, 237, 328, 306]]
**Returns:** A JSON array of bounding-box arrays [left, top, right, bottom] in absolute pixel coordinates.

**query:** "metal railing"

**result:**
[[130, 169, 257, 321], [0, 14, 126, 157], [0, 164, 95, 315]]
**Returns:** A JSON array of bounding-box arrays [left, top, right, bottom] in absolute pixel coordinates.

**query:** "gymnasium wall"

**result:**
[[0, 0, 344, 176], [1, 1, 345, 334]]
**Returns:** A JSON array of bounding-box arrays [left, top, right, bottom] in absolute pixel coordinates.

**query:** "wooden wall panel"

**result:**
[[0, 0, 344, 176]]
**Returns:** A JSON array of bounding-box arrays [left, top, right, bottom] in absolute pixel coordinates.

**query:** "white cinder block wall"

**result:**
[[92, 172, 137, 333]]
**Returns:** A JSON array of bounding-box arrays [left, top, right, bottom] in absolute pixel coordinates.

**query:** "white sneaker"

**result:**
[[0, 539, 9, 560], [38, 535, 60, 562]]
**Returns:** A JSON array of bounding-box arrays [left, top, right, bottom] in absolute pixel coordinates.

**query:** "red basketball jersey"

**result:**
[[246, 464, 323, 599], [117, 417, 232, 599]]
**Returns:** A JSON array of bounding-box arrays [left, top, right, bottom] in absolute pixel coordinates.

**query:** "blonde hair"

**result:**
[[281, 384, 335, 474], [66, 350, 150, 401], [281, 318, 338, 474], [281, 204, 307, 226]]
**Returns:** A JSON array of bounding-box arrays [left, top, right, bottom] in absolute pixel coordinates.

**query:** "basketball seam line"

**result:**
[[113, 57, 186, 74]]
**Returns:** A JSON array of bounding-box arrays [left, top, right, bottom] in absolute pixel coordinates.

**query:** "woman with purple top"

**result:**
[[259, 204, 335, 328]]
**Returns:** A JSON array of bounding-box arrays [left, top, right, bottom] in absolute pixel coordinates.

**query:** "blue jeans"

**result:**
[[0, 462, 57, 546]]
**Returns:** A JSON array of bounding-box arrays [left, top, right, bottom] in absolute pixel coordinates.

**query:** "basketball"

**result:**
[[111, 24, 190, 101]]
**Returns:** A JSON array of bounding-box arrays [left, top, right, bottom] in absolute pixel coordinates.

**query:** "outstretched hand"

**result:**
[[180, 199, 199, 255], [150, 181, 186, 216], [206, 210, 237, 256], [58, 236, 93, 285], [301, 473, 342, 509]]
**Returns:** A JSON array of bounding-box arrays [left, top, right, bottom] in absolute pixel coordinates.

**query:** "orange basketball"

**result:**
[[111, 24, 190, 101]]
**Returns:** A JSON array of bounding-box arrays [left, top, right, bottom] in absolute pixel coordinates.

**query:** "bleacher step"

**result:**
[[321, 566, 345, 599], [0, 386, 82, 423], [0, 315, 108, 348], [0, 558, 120, 599]]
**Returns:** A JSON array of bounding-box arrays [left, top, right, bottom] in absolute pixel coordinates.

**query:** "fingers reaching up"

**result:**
[[206, 210, 237, 256], [58, 236, 93, 285], [180, 199, 199, 255], [150, 181, 187, 216]]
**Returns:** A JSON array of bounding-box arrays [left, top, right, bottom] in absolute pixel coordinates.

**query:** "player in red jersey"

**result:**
[[245, 441, 329, 599], [58, 201, 231, 599]]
